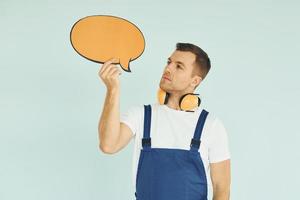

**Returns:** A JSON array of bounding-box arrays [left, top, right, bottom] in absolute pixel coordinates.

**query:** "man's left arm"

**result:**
[[210, 159, 231, 200]]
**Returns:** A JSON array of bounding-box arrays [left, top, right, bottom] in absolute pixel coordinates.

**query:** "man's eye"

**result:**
[[167, 61, 171, 64], [177, 65, 182, 69]]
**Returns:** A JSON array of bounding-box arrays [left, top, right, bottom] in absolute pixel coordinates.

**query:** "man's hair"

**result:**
[[176, 42, 211, 89]]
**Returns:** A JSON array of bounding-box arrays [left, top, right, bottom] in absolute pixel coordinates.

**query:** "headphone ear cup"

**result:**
[[179, 93, 201, 111], [157, 87, 168, 105]]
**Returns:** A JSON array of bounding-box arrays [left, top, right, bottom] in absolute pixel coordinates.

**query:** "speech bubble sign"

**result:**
[[70, 15, 145, 72]]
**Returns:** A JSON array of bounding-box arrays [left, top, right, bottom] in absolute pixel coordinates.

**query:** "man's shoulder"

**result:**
[[203, 109, 225, 126]]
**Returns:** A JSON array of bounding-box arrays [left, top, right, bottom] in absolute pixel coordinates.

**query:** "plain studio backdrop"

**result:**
[[0, 0, 299, 199]]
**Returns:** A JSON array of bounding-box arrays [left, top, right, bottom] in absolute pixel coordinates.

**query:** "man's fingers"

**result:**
[[110, 67, 122, 78], [99, 59, 114, 75], [108, 66, 122, 77], [100, 63, 114, 77], [101, 64, 119, 78], [99, 58, 118, 74]]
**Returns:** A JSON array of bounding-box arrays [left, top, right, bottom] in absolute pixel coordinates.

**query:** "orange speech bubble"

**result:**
[[70, 15, 145, 72]]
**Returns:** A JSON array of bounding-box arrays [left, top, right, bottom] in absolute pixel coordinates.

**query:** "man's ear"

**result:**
[[198, 76, 203, 83], [191, 75, 202, 88]]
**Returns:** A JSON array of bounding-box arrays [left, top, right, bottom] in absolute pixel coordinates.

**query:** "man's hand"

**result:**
[[98, 58, 122, 91]]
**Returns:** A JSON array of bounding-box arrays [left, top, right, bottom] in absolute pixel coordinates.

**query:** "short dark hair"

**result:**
[[176, 42, 211, 88]]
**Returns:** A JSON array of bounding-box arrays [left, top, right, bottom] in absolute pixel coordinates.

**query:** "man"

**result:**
[[98, 43, 231, 200]]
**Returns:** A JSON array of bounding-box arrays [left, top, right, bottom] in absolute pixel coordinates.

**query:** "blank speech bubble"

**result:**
[[70, 15, 145, 72]]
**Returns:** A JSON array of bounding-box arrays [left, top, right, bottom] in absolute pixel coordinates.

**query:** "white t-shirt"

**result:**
[[120, 102, 231, 193]]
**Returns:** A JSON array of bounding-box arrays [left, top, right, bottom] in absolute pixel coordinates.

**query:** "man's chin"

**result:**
[[159, 82, 170, 92]]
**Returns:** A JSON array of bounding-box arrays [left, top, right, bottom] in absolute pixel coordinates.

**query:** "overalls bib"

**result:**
[[135, 104, 209, 200]]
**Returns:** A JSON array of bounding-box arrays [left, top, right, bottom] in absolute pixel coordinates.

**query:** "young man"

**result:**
[[98, 43, 231, 200]]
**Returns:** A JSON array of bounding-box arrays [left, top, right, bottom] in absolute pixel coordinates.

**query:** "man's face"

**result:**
[[159, 50, 200, 94]]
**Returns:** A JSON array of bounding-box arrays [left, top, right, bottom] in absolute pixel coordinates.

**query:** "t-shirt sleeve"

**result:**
[[120, 105, 141, 136], [208, 117, 231, 163]]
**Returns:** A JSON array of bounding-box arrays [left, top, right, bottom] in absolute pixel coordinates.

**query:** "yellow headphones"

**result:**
[[157, 87, 201, 112]]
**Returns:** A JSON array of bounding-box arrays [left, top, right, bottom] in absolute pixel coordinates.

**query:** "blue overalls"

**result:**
[[135, 104, 209, 200]]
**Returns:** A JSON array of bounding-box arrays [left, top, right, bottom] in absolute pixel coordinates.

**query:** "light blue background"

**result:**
[[1, 0, 299, 199]]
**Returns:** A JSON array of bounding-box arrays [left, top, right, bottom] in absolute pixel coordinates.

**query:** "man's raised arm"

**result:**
[[97, 58, 122, 154]]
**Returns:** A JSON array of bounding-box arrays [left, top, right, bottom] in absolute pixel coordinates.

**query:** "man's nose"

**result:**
[[165, 64, 172, 73], [164, 68, 171, 76]]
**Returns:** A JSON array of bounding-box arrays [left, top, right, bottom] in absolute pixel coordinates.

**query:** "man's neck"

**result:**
[[166, 93, 184, 110], [165, 89, 195, 111]]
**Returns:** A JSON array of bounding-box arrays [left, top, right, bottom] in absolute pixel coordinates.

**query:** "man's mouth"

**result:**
[[163, 75, 171, 81]]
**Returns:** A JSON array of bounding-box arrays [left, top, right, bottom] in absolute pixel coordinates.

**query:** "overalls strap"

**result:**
[[190, 109, 209, 152], [142, 104, 152, 149]]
